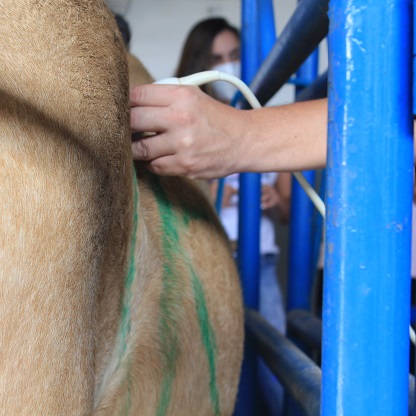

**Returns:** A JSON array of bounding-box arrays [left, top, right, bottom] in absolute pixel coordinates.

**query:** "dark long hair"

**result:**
[[175, 17, 239, 83]]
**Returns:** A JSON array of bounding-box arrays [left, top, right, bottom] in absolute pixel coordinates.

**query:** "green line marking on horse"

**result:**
[[189, 264, 220, 415], [150, 174, 219, 416], [148, 175, 183, 416]]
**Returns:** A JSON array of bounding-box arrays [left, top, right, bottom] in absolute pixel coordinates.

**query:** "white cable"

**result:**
[[156, 70, 326, 218], [155, 71, 261, 110]]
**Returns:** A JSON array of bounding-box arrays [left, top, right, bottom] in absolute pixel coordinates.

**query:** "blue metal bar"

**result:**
[[237, 0, 277, 310], [410, 0, 416, 409], [215, 178, 225, 214], [251, 309, 415, 416], [244, 0, 329, 108], [296, 71, 328, 102], [287, 312, 416, 416], [257, 0, 276, 61], [413, 0, 416, 116], [245, 308, 321, 416], [240, 0, 260, 85], [236, 2, 278, 415], [238, 174, 261, 311], [287, 170, 315, 309], [287, 50, 319, 313], [323, 1, 413, 415], [287, 310, 322, 351], [235, 1, 271, 414], [287, 77, 315, 87]]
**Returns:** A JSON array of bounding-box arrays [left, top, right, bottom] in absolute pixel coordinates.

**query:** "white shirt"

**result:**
[[218, 173, 279, 255]]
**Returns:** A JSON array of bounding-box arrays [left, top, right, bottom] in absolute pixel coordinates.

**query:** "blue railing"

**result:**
[[235, 0, 414, 415]]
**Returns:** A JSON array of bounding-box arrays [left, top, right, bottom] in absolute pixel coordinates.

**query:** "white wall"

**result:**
[[109, 0, 327, 105]]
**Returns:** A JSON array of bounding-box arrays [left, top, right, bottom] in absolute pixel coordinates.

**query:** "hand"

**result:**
[[130, 84, 250, 179], [261, 184, 281, 210]]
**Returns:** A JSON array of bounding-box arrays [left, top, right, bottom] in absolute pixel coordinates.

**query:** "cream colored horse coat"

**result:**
[[0, 1, 243, 414]]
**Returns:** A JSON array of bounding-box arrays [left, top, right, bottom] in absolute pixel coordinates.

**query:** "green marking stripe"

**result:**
[[150, 175, 220, 416], [189, 266, 220, 415]]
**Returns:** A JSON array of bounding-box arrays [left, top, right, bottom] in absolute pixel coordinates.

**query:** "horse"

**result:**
[[0, 1, 243, 414]]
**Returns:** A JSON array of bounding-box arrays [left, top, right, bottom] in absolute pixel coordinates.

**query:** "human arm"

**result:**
[[130, 84, 328, 179]]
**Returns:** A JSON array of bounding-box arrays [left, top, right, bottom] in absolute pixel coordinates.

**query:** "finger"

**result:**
[[130, 106, 169, 134], [129, 84, 180, 107], [147, 155, 189, 177], [131, 133, 175, 161]]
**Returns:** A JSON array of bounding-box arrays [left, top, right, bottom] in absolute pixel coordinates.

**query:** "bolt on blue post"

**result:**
[[323, 1, 413, 415]]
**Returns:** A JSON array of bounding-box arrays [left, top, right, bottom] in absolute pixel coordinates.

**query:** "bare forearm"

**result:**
[[236, 99, 328, 173]]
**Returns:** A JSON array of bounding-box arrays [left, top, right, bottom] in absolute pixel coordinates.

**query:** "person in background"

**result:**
[[175, 17, 291, 414], [175, 17, 240, 103]]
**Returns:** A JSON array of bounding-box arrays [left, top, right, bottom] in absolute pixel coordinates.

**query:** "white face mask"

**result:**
[[210, 61, 241, 103]]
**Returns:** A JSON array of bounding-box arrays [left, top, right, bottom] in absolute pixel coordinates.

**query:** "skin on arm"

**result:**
[[130, 84, 328, 179]]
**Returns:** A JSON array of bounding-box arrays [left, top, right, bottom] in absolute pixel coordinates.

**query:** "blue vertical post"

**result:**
[[413, 4, 416, 410], [234, 1, 261, 415], [287, 50, 319, 312], [285, 46, 318, 416], [239, 0, 277, 309], [235, 0, 276, 414], [238, 0, 261, 313], [323, 1, 413, 415], [414, 0, 416, 116], [285, 38, 319, 416]]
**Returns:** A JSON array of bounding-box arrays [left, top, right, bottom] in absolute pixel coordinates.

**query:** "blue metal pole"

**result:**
[[245, 309, 321, 416], [238, 0, 261, 313], [258, 0, 276, 61], [413, 6, 416, 413], [413, 0, 416, 116], [234, 1, 262, 414], [287, 51, 319, 312], [246, 0, 329, 108], [296, 71, 328, 102], [238, 0, 277, 310], [323, 1, 413, 415], [287, 309, 322, 352], [287, 171, 316, 311], [286, 47, 319, 416]]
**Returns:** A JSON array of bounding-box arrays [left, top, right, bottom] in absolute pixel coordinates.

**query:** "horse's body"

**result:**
[[0, 1, 243, 414]]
